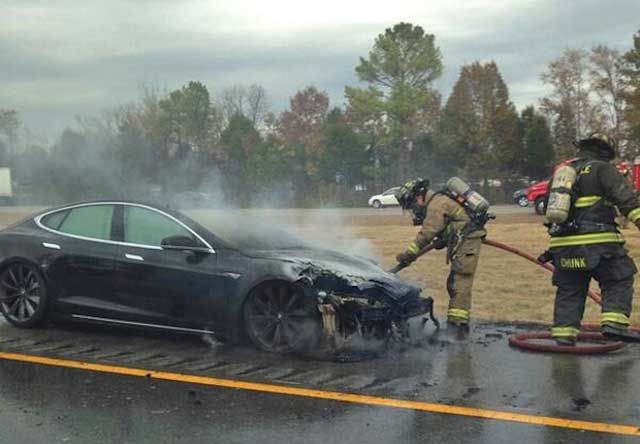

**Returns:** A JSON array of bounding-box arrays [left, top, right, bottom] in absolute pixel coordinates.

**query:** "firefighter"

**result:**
[[394, 178, 487, 332], [547, 133, 640, 345]]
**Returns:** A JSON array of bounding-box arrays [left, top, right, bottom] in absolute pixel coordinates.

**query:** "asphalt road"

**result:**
[[0, 319, 638, 443]]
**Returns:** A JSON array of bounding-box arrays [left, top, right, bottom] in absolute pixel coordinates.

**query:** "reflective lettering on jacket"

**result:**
[[559, 257, 587, 269]]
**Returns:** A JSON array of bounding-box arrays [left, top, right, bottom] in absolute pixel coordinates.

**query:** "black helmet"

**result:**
[[395, 178, 430, 211], [575, 132, 616, 161]]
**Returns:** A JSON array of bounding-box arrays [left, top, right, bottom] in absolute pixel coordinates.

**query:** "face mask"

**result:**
[[411, 204, 426, 226]]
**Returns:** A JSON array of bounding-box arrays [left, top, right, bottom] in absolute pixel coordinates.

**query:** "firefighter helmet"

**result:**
[[575, 132, 617, 161], [395, 178, 430, 210]]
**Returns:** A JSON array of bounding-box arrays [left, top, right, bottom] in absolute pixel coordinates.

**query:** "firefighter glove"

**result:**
[[396, 251, 418, 266], [432, 237, 447, 250]]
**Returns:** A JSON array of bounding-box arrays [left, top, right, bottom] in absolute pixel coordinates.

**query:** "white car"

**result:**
[[368, 187, 400, 208]]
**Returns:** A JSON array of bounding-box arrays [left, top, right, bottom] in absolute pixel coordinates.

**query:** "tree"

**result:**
[[621, 30, 640, 156], [278, 86, 330, 202], [220, 84, 270, 126], [540, 49, 602, 158], [438, 62, 522, 186], [0, 109, 20, 155], [345, 22, 443, 182], [590, 45, 627, 153], [159, 81, 212, 156], [520, 106, 555, 179], [220, 113, 262, 205], [320, 108, 370, 186]]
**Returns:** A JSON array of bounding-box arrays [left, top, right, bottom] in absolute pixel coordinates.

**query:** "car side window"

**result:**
[[124, 206, 197, 247], [41, 209, 70, 230], [57, 205, 114, 240]]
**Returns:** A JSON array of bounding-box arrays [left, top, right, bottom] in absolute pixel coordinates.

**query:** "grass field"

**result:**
[[1, 207, 639, 325]]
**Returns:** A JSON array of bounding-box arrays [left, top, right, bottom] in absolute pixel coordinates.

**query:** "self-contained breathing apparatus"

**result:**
[[396, 177, 494, 260], [441, 177, 494, 262], [543, 158, 618, 238]]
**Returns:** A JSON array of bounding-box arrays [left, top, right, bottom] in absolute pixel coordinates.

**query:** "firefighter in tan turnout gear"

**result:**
[[543, 133, 640, 345], [394, 178, 491, 331]]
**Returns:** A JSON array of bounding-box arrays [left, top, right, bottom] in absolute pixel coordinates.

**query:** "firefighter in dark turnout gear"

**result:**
[[547, 133, 640, 345], [395, 179, 486, 328]]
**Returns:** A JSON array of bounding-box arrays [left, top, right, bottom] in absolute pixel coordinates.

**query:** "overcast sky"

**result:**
[[2, 0, 640, 138]]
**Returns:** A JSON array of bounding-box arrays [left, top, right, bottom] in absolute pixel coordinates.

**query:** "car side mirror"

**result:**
[[161, 235, 205, 252]]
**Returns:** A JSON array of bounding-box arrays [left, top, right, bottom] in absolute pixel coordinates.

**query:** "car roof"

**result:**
[[34, 199, 175, 217]]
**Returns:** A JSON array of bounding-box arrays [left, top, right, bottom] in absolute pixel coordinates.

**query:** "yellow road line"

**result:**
[[0, 351, 638, 437]]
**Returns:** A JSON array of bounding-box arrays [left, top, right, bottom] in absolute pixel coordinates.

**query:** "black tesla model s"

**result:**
[[0, 201, 432, 353]]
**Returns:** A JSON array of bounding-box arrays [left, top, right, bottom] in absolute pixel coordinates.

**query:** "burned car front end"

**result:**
[[271, 249, 436, 350]]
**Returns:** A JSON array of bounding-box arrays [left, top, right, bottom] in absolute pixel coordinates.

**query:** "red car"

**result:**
[[527, 180, 550, 215]]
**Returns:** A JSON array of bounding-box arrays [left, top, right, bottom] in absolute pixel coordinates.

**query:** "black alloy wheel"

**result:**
[[244, 282, 320, 353], [0, 262, 48, 327]]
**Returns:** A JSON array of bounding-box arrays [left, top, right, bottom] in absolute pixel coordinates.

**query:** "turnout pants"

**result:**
[[446, 235, 483, 323], [552, 244, 636, 339]]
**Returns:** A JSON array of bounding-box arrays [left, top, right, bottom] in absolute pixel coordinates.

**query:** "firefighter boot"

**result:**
[[554, 337, 577, 346], [446, 319, 469, 339], [602, 325, 640, 343]]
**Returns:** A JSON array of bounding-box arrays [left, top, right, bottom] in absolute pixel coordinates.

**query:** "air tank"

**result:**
[[446, 177, 490, 214], [544, 164, 577, 224]]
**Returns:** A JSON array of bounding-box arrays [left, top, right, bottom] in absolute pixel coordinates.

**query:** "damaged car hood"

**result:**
[[248, 248, 422, 305]]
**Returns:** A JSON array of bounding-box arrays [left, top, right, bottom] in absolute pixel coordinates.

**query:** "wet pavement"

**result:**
[[0, 319, 639, 443]]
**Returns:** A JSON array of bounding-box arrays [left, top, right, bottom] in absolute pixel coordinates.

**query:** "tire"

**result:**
[[534, 197, 546, 215], [243, 282, 321, 353], [372, 200, 383, 209], [516, 195, 529, 207], [0, 262, 48, 328]]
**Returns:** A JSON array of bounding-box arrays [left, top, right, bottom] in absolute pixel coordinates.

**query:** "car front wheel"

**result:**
[[534, 197, 546, 215], [372, 200, 382, 209], [243, 282, 320, 353]]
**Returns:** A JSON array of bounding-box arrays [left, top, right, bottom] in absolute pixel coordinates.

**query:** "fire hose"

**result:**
[[389, 238, 638, 353]]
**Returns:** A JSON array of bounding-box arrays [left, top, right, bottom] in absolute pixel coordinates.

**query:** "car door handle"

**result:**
[[42, 242, 61, 250], [125, 254, 144, 261]]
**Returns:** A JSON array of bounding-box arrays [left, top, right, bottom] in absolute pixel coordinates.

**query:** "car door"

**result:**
[[381, 188, 397, 205], [111, 204, 225, 332], [38, 204, 119, 315]]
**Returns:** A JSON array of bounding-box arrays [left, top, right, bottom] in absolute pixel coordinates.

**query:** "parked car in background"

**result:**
[[368, 187, 400, 208], [512, 188, 528, 207], [0, 168, 13, 205], [526, 180, 549, 215]]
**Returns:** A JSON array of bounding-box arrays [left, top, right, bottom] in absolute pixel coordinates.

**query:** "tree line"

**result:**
[[2, 23, 640, 206]]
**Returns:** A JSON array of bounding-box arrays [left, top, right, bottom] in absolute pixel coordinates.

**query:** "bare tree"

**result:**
[[220, 85, 247, 120], [246, 84, 270, 126], [590, 45, 628, 153], [540, 48, 602, 158], [220, 84, 270, 127]]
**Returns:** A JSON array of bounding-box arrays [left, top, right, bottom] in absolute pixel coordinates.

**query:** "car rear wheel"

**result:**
[[534, 197, 546, 215], [244, 282, 320, 353], [372, 200, 382, 209], [0, 262, 48, 328]]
